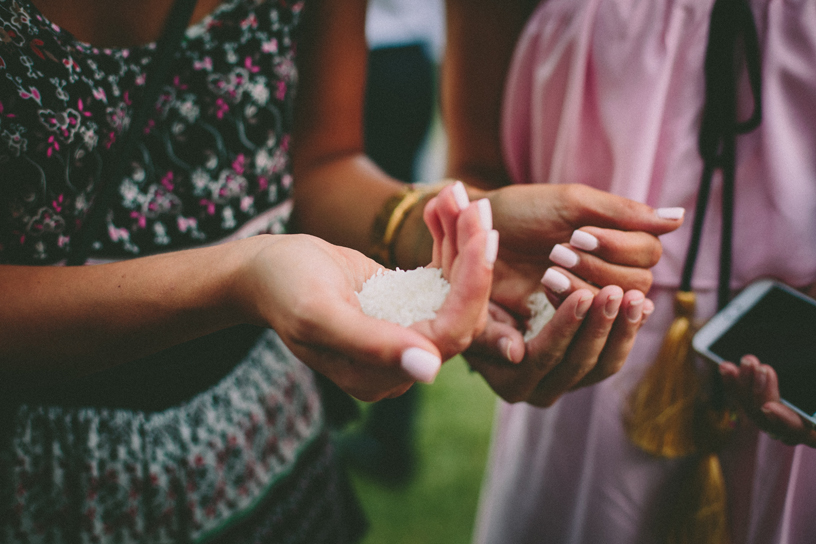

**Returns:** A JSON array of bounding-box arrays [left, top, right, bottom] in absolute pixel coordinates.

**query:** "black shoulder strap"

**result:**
[[67, 0, 199, 265]]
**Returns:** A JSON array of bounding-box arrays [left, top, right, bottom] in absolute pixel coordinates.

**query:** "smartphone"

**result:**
[[693, 279, 816, 425]]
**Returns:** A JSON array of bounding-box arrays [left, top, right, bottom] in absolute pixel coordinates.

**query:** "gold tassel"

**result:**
[[625, 291, 699, 457], [666, 454, 731, 544], [625, 290, 736, 544]]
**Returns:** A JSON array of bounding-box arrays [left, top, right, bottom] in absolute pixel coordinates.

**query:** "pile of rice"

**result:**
[[357, 267, 555, 341], [523, 291, 556, 342], [357, 267, 450, 327]]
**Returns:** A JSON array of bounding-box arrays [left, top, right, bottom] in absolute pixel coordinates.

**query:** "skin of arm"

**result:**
[[0, 238, 263, 379], [290, 0, 399, 253], [290, 0, 439, 270], [0, 200, 494, 403]]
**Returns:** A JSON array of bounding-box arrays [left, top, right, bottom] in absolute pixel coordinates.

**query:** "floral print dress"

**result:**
[[0, 0, 366, 542]]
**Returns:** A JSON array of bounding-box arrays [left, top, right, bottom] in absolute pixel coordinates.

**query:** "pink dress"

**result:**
[[473, 1, 816, 543]]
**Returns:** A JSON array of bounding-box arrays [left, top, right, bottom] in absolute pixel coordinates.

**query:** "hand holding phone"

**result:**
[[693, 279, 816, 446]]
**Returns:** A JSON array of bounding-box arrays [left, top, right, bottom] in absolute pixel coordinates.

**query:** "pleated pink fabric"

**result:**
[[473, 1, 816, 543]]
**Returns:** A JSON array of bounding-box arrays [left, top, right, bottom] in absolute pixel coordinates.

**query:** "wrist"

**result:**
[[224, 235, 285, 327], [370, 180, 454, 269]]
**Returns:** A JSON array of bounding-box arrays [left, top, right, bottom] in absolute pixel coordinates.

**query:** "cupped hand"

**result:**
[[238, 183, 497, 402], [457, 182, 681, 405], [484, 183, 682, 315], [466, 284, 653, 407], [720, 355, 816, 448]]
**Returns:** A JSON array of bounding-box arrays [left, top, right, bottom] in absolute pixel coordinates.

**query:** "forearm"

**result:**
[[291, 153, 401, 253], [0, 239, 259, 377], [443, 0, 538, 189], [290, 0, 437, 269]]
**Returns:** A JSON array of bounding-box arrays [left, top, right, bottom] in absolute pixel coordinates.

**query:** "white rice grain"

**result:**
[[357, 267, 450, 327], [524, 291, 556, 342], [357, 268, 555, 343]]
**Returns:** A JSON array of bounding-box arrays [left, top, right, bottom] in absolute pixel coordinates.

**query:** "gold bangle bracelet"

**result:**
[[369, 180, 457, 268]]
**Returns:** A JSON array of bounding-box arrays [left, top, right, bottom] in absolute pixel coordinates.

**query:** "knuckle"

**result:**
[[634, 270, 654, 293], [437, 329, 474, 358], [585, 325, 612, 342], [561, 184, 585, 204], [532, 350, 562, 373], [288, 297, 325, 341]]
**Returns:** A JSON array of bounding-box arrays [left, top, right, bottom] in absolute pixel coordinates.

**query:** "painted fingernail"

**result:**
[[575, 293, 593, 319], [626, 296, 645, 323], [549, 244, 579, 269], [604, 290, 623, 318], [541, 268, 571, 293], [477, 198, 493, 231], [570, 230, 599, 251], [401, 347, 442, 384], [643, 298, 655, 317], [656, 207, 685, 220], [452, 181, 470, 211], [498, 337, 516, 363], [485, 229, 499, 265]]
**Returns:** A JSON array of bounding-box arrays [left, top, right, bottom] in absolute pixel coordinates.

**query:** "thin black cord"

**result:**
[[679, 0, 762, 311]]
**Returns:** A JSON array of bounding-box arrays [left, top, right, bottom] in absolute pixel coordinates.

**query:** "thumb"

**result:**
[[575, 187, 685, 236]]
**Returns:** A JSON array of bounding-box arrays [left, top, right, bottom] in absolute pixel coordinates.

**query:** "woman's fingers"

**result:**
[[568, 227, 664, 268], [468, 303, 527, 364], [527, 286, 623, 405], [423, 195, 445, 268], [561, 184, 685, 236], [415, 220, 496, 359], [720, 356, 816, 448], [428, 181, 470, 272], [541, 226, 664, 293], [540, 267, 600, 305], [549, 242, 654, 293], [569, 290, 647, 388]]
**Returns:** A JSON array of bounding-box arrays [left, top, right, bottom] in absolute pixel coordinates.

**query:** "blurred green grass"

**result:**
[[348, 355, 497, 544]]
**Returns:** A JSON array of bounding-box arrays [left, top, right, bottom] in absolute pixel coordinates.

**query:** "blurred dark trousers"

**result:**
[[364, 43, 435, 183]]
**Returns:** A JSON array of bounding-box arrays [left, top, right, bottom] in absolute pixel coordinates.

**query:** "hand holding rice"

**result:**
[[357, 267, 554, 341]]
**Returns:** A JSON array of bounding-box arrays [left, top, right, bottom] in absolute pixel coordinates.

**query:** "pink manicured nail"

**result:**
[[477, 198, 493, 231], [549, 244, 579, 269], [401, 347, 442, 384], [575, 293, 593, 319], [485, 229, 499, 265], [541, 268, 571, 293], [452, 181, 470, 211], [626, 296, 645, 323], [656, 207, 685, 220], [498, 337, 516, 363], [604, 290, 623, 318], [570, 230, 599, 251]]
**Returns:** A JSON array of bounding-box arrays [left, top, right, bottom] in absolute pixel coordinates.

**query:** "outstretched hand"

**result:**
[[462, 183, 683, 406], [720, 355, 816, 448], [241, 183, 497, 402]]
